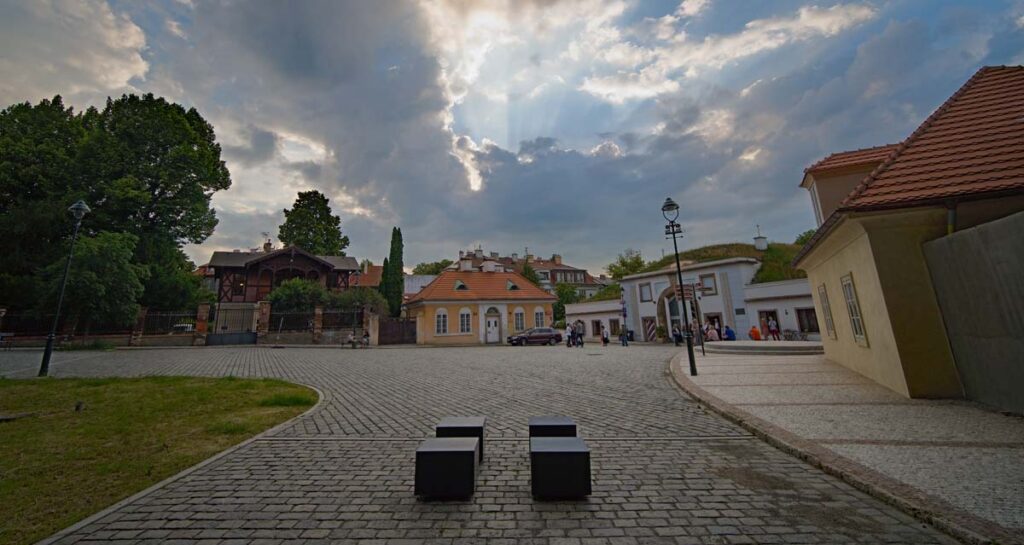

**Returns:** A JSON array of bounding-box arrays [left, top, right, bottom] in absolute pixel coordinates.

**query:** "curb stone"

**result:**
[[666, 352, 1021, 545], [35, 383, 327, 545]]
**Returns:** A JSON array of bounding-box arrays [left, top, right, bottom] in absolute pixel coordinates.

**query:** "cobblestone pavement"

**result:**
[[674, 351, 1024, 543], [1, 346, 958, 544]]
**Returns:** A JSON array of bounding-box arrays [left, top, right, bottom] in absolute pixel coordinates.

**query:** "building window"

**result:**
[[435, 309, 448, 335], [454, 280, 468, 290], [534, 307, 545, 328], [609, 319, 621, 336], [232, 275, 245, 296], [514, 309, 525, 332], [459, 308, 472, 333], [639, 283, 653, 302], [818, 284, 836, 339], [699, 273, 718, 295], [506, 280, 520, 290], [796, 308, 820, 333], [840, 274, 867, 346]]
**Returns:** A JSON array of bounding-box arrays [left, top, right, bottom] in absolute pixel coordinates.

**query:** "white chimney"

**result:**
[[482, 260, 497, 272], [474, 248, 483, 258]]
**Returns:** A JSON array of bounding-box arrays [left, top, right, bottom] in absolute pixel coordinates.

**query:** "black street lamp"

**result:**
[[662, 197, 698, 376], [39, 200, 90, 377]]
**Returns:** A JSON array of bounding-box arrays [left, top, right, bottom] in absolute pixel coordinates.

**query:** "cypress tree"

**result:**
[[386, 227, 404, 316]]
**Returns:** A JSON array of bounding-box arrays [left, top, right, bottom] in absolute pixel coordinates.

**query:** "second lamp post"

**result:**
[[662, 197, 698, 376]]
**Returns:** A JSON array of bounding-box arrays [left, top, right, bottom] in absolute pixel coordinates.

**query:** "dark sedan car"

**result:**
[[507, 327, 563, 346]]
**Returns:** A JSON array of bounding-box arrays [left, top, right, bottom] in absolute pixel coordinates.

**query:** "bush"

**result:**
[[327, 287, 388, 315], [267, 278, 328, 311]]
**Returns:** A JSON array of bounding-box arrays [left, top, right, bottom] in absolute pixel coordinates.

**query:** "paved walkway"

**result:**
[[671, 352, 1024, 544], [1, 346, 959, 544]]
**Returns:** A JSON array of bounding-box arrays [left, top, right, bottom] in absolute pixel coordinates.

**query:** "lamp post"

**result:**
[[662, 197, 698, 376], [39, 200, 90, 377]]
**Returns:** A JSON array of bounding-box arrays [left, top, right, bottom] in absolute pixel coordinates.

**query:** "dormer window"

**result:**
[[507, 280, 520, 290], [454, 280, 468, 290]]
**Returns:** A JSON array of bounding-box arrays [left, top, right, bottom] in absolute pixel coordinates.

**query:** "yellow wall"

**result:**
[[802, 219, 911, 396], [410, 302, 553, 346], [860, 210, 962, 398]]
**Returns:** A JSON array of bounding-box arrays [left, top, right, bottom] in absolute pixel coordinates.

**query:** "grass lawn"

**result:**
[[0, 376, 317, 545]]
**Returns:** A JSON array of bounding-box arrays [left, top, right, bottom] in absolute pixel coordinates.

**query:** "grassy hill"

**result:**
[[640, 242, 806, 284]]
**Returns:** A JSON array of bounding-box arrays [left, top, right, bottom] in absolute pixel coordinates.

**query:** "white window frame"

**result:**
[[817, 284, 836, 339], [435, 308, 448, 335], [459, 307, 472, 334], [514, 307, 525, 332], [533, 306, 545, 328], [639, 283, 653, 302], [699, 273, 718, 295], [840, 274, 867, 346]]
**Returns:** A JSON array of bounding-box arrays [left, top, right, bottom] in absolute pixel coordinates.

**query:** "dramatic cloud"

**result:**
[[1, 0, 1021, 273], [0, 0, 147, 106]]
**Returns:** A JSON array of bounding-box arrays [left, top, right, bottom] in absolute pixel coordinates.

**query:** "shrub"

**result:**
[[267, 278, 328, 311]]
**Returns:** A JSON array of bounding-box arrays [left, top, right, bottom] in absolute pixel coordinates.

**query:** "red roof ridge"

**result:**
[[804, 143, 901, 174], [839, 66, 1012, 209]]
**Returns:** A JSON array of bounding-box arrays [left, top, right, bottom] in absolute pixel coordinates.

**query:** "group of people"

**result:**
[[346, 330, 371, 348], [565, 322, 626, 347], [696, 320, 736, 343]]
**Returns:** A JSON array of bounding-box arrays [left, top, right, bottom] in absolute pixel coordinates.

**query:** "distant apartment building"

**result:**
[[452, 247, 607, 297]]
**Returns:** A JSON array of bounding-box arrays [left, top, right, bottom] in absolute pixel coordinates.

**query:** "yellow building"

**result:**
[[405, 261, 556, 346], [795, 66, 1024, 403]]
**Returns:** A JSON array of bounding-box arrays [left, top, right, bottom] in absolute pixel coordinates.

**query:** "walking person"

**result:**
[[768, 316, 781, 341], [620, 328, 629, 346], [601, 326, 610, 346], [565, 324, 573, 348], [671, 325, 681, 347], [576, 322, 584, 348]]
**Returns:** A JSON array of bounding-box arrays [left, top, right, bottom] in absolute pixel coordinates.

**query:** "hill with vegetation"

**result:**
[[638, 242, 806, 284]]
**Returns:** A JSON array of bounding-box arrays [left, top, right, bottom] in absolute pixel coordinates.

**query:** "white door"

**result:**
[[486, 317, 499, 343]]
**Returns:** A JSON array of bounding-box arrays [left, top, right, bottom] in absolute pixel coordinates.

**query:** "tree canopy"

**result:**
[[606, 248, 645, 280], [794, 229, 816, 246], [412, 259, 453, 275], [0, 93, 228, 311], [552, 282, 581, 323], [277, 190, 350, 256], [520, 263, 541, 286], [38, 232, 148, 331]]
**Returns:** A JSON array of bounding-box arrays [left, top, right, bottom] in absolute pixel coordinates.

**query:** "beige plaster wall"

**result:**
[[802, 219, 911, 396], [861, 210, 962, 398]]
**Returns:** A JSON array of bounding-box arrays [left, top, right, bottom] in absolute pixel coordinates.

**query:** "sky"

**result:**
[[2, 0, 1023, 274]]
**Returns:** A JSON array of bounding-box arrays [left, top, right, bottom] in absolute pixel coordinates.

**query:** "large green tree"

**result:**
[[412, 259, 453, 275], [37, 232, 148, 332], [520, 262, 541, 286], [552, 282, 581, 323], [383, 227, 404, 317], [277, 190, 350, 255], [606, 248, 646, 280], [0, 93, 231, 311]]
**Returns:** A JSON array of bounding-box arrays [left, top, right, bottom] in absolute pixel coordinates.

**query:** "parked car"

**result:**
[[507, 328, 562, 346]]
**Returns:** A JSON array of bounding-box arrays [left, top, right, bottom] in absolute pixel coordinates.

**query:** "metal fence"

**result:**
[[0, 313, 132, 336], [269, 311, 314, 333], [323, 309, 363, 331], [142, 311, 196, 335]]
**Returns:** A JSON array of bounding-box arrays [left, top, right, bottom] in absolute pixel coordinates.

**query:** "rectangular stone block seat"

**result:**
[[436, 416, 486, 461], [530, 436, 592, 499], [528, 415, 577, 437], [415, 437, 479, 499]]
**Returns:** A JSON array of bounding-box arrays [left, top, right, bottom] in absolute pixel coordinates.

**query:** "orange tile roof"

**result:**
[[842, 66, 1024, 210], [407, 270, 556, 304], [354, 265, 383, 288], [805, 143, 900, 174]]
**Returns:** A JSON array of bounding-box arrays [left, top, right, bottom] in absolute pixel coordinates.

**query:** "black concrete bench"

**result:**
[[436, 416, 486, 462], [530, 436, 592, 499], [415, 437, 479, 499], [528, 415, 577, 437]]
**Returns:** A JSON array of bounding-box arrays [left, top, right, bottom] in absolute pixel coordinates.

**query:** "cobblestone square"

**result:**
[[1, 346, 958, 544]]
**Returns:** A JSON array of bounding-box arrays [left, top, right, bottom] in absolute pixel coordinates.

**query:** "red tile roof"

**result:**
[[407, 270, 556, 304], [355, 265, 383, 288], [805, 144, 900, 174], [842, 66, 1024, 210]]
